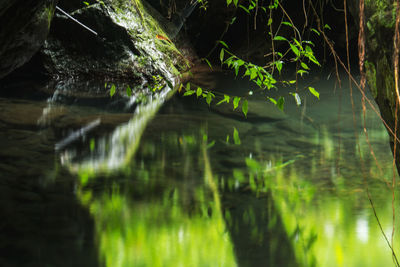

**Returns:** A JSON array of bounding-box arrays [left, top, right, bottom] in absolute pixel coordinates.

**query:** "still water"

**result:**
[[0, 69, 399, 267]]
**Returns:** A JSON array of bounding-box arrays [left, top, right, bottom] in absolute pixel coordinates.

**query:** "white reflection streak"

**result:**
[[356, 216, 369, 243], [324, 222, 334, 239]]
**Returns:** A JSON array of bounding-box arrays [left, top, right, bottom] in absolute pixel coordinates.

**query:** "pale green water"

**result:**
[[0, 71, 399, 267]]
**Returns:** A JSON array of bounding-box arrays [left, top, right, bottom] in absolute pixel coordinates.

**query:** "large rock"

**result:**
[[0, 0, 57, 79], [39, 0, 190, 84]]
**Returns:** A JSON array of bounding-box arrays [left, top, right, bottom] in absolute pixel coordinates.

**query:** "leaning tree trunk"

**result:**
[[350, 0, 400, 174]]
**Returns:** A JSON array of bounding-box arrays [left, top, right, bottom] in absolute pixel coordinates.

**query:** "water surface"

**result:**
[[0, 70, 399, 267]]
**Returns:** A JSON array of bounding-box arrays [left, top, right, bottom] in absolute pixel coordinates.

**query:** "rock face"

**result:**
[[0, 0, 57, 79], [39, 0, 190, 84]]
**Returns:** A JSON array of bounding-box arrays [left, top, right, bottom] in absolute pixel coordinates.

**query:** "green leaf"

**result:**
[[311, 28, 320, 35], [90, 138, 95, 151], [207, 140, 216, 149], [186, 82, 191, 91], [104, 82, 108, 89], [250, 68, 258, 80], [235, 59, 245, 67], [293, 38, 302, 48], [126, 85, 132, 96], [277, 96, 285, 111], [224, 56, 233, 67], [268, 97, 277, 105], [196, 87, 203, 97], [206, 91, 213, 106], [183, 90, 195, 96], [304, 46, 321, 66], [203, 58, 213, 69], [301, 62, 310, 70], [297, 69, 308, 76], [219, 40, 229, 49], [268, 18, 273, 26], [230, 17, 237, 24], [227, 0, 232, 5], [233, 0, 238, 7], [291, 92, 301, 106], [273, 35, 288, 41], [282, 21, 293, 27], [220, 48, 225, 63], [224, 94, 230, 103], [308, 86, 320, 99], [324, 24, 332, 30], [302, 40, 314, 46], [217, 94, 230, 105], [83, 1, 90, 6], [242, 99, 248, 117], [246, 158, 261, 171], [233, 96, 241, 110], [289, 43, 300, 57], [275, 61, 283, 74], [233, 127, 241, 145], [110, 84, 116, 97], [239, 5, 250, 13]]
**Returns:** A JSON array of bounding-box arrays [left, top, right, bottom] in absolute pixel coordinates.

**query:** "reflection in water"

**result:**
[[59, 72, 400, 266], [61, 88, 175, 174], [1, 72, 399, 266], [76, 134, 237, 266]]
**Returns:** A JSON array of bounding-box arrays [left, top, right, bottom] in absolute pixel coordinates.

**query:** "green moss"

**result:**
[[365, 61, 377, 98], [108, 0, 189, 75], [367, 0, 396, 29]]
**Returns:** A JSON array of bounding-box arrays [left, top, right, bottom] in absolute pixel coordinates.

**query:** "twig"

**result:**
[[55, 6, 99, 36]]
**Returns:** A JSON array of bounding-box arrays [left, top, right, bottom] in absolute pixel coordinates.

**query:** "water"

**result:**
[[0, 69, 399, 267]]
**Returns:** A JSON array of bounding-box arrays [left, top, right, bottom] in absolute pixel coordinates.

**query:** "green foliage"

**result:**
[[233, 96, 241, 110], [217, 94, 231, 105], [196, 87, 203, 97], [182, 0, 323, 116], [90, 138, 95, 151], [151, 75, 165, 92], [197, 0, 209, 11], [308, 87, 320, 99], [202, 58, 213, 69], [277, 96, 285, 111], [110, 84, 116, 97], [233, 127, 241, 145], [126, 85, 132, 97], [290, 92, 301, 106], [183, 83, 216, 106], [242, 99, 248, 117]]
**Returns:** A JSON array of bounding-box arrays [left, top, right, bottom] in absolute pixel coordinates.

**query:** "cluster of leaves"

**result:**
[[220, 0, 322, 106], [196, 0, 209, 11], [105, 82, 133, 98], [181, 82, 249, 117], [184, 0, 323, 116], [106, 74, 174, 99], [150, 75, 168, 92], [228, 0, 278, 14]]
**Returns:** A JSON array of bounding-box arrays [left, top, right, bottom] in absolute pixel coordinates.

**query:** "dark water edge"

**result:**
[[0, 70, 399, 267]]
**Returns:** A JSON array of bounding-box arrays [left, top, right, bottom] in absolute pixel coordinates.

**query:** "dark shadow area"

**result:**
[[222, 189, 301, 267]]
